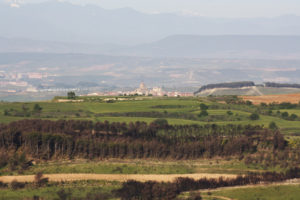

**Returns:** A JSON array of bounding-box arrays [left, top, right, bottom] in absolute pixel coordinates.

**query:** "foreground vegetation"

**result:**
[[2, 95, 300, 199]]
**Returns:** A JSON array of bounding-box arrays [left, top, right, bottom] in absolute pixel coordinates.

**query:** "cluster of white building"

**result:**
[[85, 82, 194, 97], [124, 82, 193, 97]]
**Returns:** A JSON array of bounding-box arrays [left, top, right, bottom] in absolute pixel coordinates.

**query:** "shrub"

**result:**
[[152, 118, 168, 127], [200, 103, 208, 111], [11, 180, 25, 190], [0, 181, 8, 188], [227, 111, 233, 116], [67, 92, 76, 99], [56, 189, 72, 200], [249, 113, 260, 120], [281, 112, 289, 118], [269, 122, 278, 131], [198, 110, 208, 117], [34, 172, 49, 187]]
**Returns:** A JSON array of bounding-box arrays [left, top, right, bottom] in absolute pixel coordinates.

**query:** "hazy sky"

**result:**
[[5, 0, 300, 18]]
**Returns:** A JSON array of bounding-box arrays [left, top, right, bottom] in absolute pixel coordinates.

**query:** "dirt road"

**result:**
[[0, 173, 237, 183]]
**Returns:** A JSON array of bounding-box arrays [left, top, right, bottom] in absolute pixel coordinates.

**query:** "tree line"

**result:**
[[0, 119, 281, 161], [114, 167, 300, 200]]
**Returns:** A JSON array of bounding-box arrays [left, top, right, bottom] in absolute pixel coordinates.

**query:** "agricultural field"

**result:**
[[1, 95, 300, 199], [1, 95, 300, 134], [242, 93, 300, 104]]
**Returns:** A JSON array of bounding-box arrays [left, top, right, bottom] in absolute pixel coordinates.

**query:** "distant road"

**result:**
[[0, 173, 237, 183]]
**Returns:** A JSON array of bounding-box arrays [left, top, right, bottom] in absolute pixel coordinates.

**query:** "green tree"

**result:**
[[199, 103, 209, 117], [269, 121, 278, 131], [227, 111, 233, 116], [4, 109, 9, 116], [260, 102, 267, 107], [152, 119, 168, 127], [198, 110, 208, 117], [281, 112, 289, 118], [67, 91, 76, 99], [33, 104, 42, 113], [245, 100, 253, 106], [249, 113, 259, 120], [290, 114, 298, 121], [199, 103, 208, 111]]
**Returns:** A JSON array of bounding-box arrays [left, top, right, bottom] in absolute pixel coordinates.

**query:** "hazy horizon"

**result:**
[[1, 0, 300, 101], [2, 0, 300, 18]]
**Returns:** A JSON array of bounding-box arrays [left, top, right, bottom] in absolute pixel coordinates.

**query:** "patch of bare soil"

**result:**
[[241, 93, 300, 104], [0, 173, 237, 183]]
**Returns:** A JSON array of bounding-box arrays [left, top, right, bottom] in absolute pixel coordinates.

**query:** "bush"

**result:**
[[245, 100, 253, 106], [84, 191, 112, 200], [200, 103, 208, 111], [290, 114, 298, 121], [281, 112, 289, 118], [269, 122, 278, 131], [56, 189, 72, 200], [189, 192, 202, 200], [67, 92, 76, 99], [0, 181, 8, 188], [11, 180, 25, 190], [34, 172, 49, 187], [0, 152, 8, 168], [227, 111, 233, 116], [249, 113, 260, 120], [198, 110, 208, 117], [152, 118, 169, 127]]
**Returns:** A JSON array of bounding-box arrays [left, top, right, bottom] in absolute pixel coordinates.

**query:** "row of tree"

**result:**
[[0, 120, 282, 160], [115, 167, 300, 200]]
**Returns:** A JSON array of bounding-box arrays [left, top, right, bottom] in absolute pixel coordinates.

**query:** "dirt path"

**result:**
[[0, 173, 237, 183]]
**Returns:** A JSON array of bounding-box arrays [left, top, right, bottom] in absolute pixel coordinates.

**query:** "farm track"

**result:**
[[0, 173, 237, 183]]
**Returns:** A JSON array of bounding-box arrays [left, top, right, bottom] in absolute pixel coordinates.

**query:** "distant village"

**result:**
[[84, 82, 194, 97]]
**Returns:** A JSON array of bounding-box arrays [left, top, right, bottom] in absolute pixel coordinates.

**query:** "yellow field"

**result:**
[[242, 93, 300, 104]]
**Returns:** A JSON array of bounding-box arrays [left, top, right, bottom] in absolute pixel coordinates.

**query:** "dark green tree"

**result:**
[[67, 91, 76, 99], [152, 118, 168, 127], [290, 114, 298, 121], [198, 110, 208, 117], [33, 104, 42, 114], [269, 121, 278, 131], [249, 113, 259, 120], [200, 103, 208, 111], [281, 112, 289, 118], [245, 100, 253, 106], [227, 111, 233, 116]]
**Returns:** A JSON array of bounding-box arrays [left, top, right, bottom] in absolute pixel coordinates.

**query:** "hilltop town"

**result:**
[[85, 82, 194, 97]]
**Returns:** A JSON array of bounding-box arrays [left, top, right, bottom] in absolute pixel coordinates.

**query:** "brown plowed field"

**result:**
[[241, 93, 300, 104], [0, 173, 237, 183]]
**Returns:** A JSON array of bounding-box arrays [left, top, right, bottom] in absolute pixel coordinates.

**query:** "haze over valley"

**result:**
[[1, 1, 300, 100]]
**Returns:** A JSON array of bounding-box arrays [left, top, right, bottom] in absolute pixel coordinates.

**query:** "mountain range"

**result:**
[[1, 35, 300, 59], [1, 1, 300, 45]]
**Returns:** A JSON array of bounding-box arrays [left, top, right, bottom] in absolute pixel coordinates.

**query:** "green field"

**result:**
[[2, 96, 300, 199], [0, 180, 120, 200], [1, 96, 300, 135], [210, 184, 300, 200]]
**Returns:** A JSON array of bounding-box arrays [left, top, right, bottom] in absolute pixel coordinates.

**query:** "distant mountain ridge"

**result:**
[[1, 35, 300, 59], [1, 1, 300, 45], [120, 35, 300, 58]]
